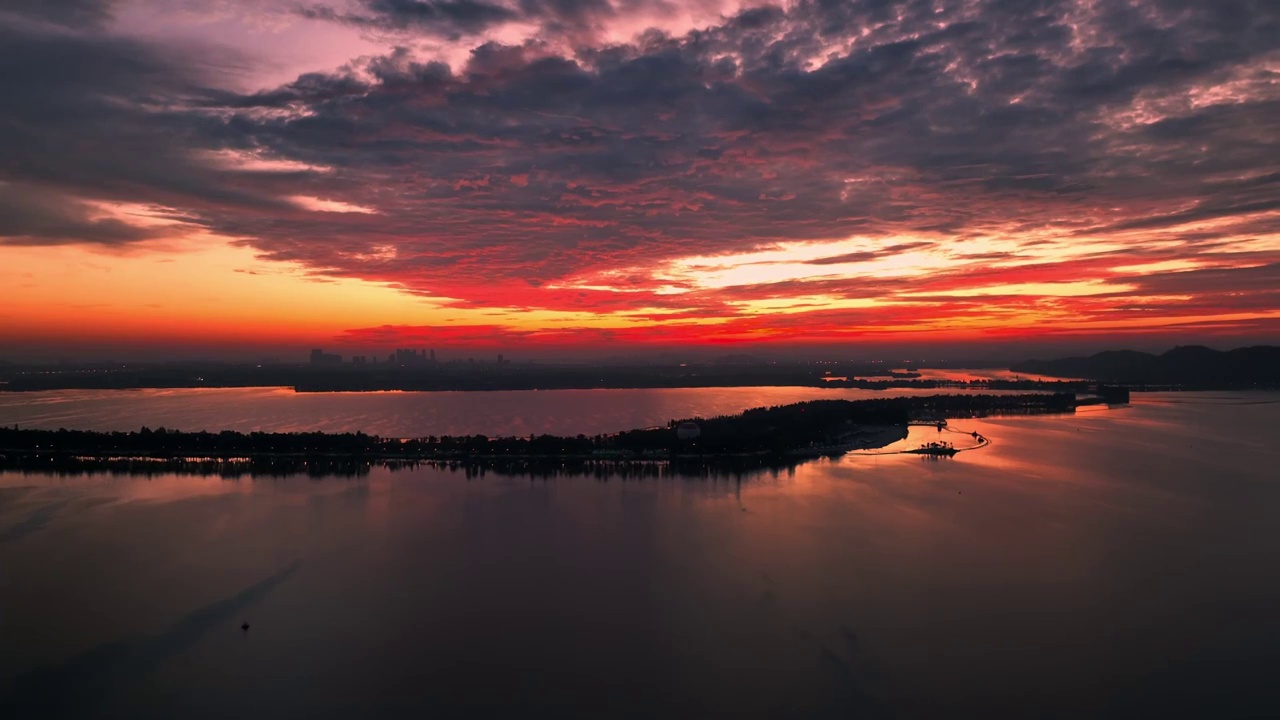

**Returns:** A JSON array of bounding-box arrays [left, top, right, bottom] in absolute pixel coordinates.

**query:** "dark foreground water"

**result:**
[[2, 392, 1278, 718]]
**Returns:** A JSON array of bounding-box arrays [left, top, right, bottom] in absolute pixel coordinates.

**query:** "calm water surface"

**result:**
[[2, 392, 1278, 718], [0, 385, 1034, 437]]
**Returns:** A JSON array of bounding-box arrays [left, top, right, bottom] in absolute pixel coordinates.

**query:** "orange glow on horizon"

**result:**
[[2, 1, 1278, 358]]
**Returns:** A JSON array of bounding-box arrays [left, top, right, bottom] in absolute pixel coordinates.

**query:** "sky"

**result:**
[[1, 0, 1278, 361]]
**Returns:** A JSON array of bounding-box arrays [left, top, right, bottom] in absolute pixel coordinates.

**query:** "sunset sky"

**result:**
[[1, 0, 1278, 360]]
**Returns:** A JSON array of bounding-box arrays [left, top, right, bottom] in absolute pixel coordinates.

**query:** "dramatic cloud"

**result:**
[[1, 0, 118, 29], [0, 184, 164, 246], [1, 0, 1278, 352], [300, 0, 726, 41], [302, 0, 523, 37]]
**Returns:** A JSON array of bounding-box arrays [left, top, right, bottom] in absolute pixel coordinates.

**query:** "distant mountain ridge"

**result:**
[[1011, 345, 1280, 387]]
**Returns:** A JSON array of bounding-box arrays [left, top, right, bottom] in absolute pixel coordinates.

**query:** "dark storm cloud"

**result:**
[[1, 0, 117, 29], [1, 0, 1278, 315], [299, 0, 634, 38], [0, 184, 161, 246], [301, 0, 520, 37], [1136, 262, 1280, 297], [236, 0, 1278, 283], [0, 19, 320, 246]]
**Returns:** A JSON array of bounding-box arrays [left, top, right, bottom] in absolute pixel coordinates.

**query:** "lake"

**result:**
[[2, 391, 1278, 718], [0, 385, 1046, 437]]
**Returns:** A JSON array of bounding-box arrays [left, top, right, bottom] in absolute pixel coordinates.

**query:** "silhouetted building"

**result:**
[[391, 349, 433, 366], [310, 349, 342, 366]]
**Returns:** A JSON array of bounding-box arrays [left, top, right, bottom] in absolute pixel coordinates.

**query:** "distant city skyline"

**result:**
[[1, 1, 1277, 357]]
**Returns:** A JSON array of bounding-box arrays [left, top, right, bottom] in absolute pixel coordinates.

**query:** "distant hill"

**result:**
[[1011, 346, 1280, 387]]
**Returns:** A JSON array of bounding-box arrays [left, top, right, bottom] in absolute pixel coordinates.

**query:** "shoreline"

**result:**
[[0, 425, 916, 466], [0, 426, 917, 480], [0, 394, 1085, 477], [0, 428, 914, 468]]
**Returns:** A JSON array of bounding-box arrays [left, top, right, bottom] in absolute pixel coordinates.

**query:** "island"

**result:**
[[0, 393, 1106, 478]]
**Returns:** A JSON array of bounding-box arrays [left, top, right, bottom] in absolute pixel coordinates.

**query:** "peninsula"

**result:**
[[0, 393, 1091, 477]]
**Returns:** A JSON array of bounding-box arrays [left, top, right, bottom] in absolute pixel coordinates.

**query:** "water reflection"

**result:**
[[1, 393, 1278, 718], [7, 561, 302, 717], [0, 454, 815, 483]]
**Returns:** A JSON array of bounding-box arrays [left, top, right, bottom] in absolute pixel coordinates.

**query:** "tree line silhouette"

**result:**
[[0, 394, 1077, 471]]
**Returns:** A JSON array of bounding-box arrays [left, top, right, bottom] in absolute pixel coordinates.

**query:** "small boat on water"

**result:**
[[906, 441, 957, 457]]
